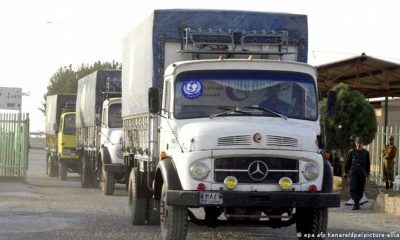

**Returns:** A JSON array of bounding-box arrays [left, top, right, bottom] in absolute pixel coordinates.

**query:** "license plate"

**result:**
[[200, 192, 223, 205]]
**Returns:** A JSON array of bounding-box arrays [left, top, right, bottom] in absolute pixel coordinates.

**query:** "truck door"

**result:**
[[100, 106, 108, 146], [160, 80, 171, 153]]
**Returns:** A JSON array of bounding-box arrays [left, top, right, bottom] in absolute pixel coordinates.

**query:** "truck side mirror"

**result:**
[[148, 87, 160, 114], [327, 90, 337, 117]]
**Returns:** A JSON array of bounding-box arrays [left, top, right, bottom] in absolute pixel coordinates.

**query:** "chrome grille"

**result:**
[[266, 135, 298, 147], [217, 135, 251, 146], [214, 157, 299, 183]]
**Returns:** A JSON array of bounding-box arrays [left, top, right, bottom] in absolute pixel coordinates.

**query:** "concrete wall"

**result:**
[[373, 193, 400, 216]]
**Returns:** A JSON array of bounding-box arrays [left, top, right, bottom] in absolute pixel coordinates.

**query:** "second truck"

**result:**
[[122, 9, 340, 240], [75, 70, 125, 195]]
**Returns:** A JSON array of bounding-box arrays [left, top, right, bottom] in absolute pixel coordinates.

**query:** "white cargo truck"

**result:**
[[76, 70, 125, 195], [122, 9, 340, 240]]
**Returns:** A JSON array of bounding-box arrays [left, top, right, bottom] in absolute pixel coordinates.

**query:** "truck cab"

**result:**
[[151, 59, 339, 239], [57, 111, 79, 180], [99, 98, 124, 195], [160, 59, 321, 192]]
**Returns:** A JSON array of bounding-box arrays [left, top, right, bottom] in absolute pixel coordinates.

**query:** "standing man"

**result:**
[[382, 136, 397, 189], [344, 137, 370, 210]]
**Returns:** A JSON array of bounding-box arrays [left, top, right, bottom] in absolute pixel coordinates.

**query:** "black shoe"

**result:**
[[386, 182, 390, 189], [352, 203, 360, 210]]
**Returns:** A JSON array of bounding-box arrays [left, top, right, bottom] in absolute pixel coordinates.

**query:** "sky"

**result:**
[[1, 0, 400, 132]]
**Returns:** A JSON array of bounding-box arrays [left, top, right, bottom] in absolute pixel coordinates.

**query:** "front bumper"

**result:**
[[167, 190, 340, 208]]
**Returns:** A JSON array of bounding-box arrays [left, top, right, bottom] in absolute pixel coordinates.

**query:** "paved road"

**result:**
[[1, 144, 400, 240]]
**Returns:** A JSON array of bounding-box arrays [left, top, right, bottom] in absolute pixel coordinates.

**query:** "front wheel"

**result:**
[[46, 153, 50, 175], [160, 183, 188, 240], [296, 208, 328, 240], [59, 161, 67, 181], [129, 168, 147, 225], [101, 169, 115, 195]]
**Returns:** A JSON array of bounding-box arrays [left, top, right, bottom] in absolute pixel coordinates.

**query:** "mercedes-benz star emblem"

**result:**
[[248, 161, 269, 181]]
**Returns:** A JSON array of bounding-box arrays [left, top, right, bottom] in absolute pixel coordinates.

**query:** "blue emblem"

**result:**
[[182, 80, 203, 99]]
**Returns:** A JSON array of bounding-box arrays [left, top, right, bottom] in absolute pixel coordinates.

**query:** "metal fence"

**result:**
[[365, 125, 400, 186], [0, 113, 29, 180]]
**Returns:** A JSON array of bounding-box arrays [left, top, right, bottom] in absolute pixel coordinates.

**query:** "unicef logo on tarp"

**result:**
[[182, 80, 203, 99]]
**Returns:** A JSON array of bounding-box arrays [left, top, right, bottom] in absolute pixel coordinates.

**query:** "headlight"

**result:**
[[302, 163, 318, 181], [190, 163, 210, 181], [224, 176, 238, 190], [279, 177, 293, 190]]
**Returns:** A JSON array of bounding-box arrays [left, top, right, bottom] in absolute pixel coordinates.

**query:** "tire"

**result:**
[[81, 153, 91, 188], [129, 168, 147, 225], [147, 198, 160, 225], [296, 208, 328, 240], [59, 161, 67, 181], [46, 153, 50, 175], [160, 183, 188, 240], [48, 155, 59, 178], [322, 160, 333, 193], [102, 169, 115, 195]]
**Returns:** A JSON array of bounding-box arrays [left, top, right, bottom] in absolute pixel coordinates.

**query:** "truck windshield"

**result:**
[[174, 70, 318, 120], [63, 114, 76, 135], [108, 103, 122, 128]]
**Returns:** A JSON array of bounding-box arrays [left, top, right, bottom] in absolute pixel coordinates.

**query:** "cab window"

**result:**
[[108, 103, 122, 128], [63, 114, 76, 135]]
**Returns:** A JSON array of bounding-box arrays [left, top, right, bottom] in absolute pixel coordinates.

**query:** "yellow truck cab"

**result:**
[[57, 111, 79, 180]]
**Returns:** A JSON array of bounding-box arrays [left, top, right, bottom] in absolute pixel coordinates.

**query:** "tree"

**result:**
[[320, 83, 377, 153], [40, 61, 121, 113]]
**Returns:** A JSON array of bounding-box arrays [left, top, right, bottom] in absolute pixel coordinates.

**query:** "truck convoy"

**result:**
[[45, 94, 79, 180], [122, 9, 340, 240], [76, 70, 124, 195]]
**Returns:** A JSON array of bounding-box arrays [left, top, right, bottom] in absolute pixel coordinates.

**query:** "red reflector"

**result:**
[[308, 185, 318, 193], [197, 183, 206, 191]]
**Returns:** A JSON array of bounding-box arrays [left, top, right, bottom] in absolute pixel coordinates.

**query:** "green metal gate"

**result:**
[[0, 113, 29, 180]]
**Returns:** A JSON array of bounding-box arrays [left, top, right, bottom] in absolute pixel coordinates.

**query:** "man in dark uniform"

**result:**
[[344, 137, 370, 210]]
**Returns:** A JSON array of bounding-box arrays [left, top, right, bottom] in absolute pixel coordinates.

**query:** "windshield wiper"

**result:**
[[244, 106, 288, 120], [210, 107, 252, 119]]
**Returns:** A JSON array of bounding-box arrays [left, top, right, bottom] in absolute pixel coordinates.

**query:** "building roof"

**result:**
[[317, 53, 400, 98]]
